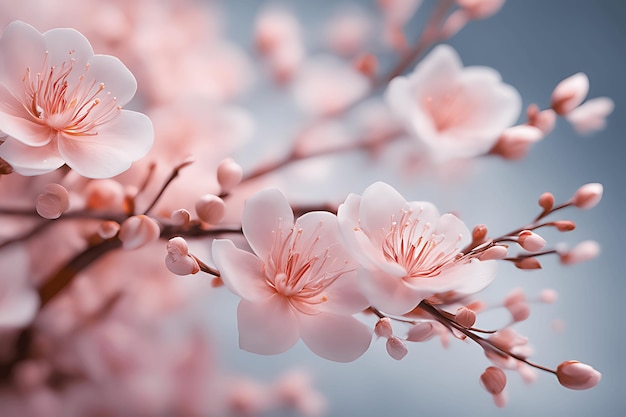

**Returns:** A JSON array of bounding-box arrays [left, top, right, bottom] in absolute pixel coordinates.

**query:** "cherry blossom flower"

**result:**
[[385, 44, 521, 161], [0, 21, 153, 178], [212, 188, 372, 362], [337, 182, 497, 315]]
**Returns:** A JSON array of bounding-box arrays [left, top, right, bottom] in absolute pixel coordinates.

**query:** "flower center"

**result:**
[[22, 51, 121, 136], [264, 221, 351, 313], [382, 209, 461, 279], [422, 88, 470, 133]]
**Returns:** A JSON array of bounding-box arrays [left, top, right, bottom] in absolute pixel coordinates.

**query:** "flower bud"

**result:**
[[552, 220, 576, 232], [36, 184, 70, 219], [517, 230, 546, 252], [165, 237, 200, 276], [506, 301, 530, 322], [551, 72, 589, 115], [455, 306, 476, 328], [217, 158, 244, 193], [353, 53, 377, 78], [119, 215, 160, 250], [170, 209, 191, 226], [406, 322, 436, 342], [556, 361, 601, 390], [527, 105, 556, 135], [478, 245, 508, 261], [480, 367, 508, 408], [514, 257, 541, 270], [98, 220, 120, 240], [559, 240, 600, 265], [374, 317, 393, 339], [565, 96, 614, 135], [472, 224, 488, 243], [85, 179, 124, 211], [492, 125, 543, 160], [385, 336, 408, 360], [538, 192, 554, 212], [480, 366, 506, 395], [196, 194, 226, 225], [571, 183, 603, 209]]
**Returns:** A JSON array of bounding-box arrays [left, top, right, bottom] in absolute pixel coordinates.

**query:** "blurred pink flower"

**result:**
[[338, 182, 497, 315], [386, 44, 521, 160], [212, 188, 372, 362], [0, 245, 39, 328], [0, 21, 153, 178]]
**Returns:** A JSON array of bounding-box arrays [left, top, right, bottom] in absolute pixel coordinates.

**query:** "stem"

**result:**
[[418, 301, 556, 374], [142, 159, 194, 215]]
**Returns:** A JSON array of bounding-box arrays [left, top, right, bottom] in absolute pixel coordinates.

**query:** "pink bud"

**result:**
[[491, 125, 543, 160], [559, 240, 600, 265], [556, 360, 601, 390], [98, 220, 120, 240], [196, 194, 226, 225], [517, 230, 546, 252], [406, 321, 436, 342], [457, 0, 505, 19], [551, 72, 589, 115], [386, 336, 408, 360], [539, 288, 558, 304], [514, 257, 542, 270], [503, 288, 525, 307], [571, 183, 603, 209], [538, 192, 554, 212], [480, 366, 506, 395], [170, 209, 191, 226], [377, 0, 421, 26], [85, 179, 125, 211], [353, 53, 378, 78], [217, 158, 244, 193], [119, 215, 160, 250], [455, 306, 476, 328], [36, 184, 70, 219], [552, 220, 576, 232], [165, 237, 200, 275], [374, 317, 393, 339], [472, 224, 488, 243], [527, 105, 556, 135], [478, 245, 508, 261]]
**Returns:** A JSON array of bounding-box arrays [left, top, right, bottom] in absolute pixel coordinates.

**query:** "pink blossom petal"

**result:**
[[359, 268, 426, 315], [0, 86, 53, 147], [566, 97, 614, 135], [42, 28, 94, 70], [237, 296, 300, 355], [0, 21, 46, 92], [86, 54, 137, 107], [408, 259, 497, 294], [408, 44, 462, 96], [295, 211, 355, 264], [212, 239, 275, 302], [57, 109, 153, 178], [0, 136, 64, 176], [242, 188, 294, 260], [358, 182, 410, 244], [298, 312, 371, 362], [0, 289, 39, 328], [318, 270, 370, 314], [433, 213, 471, 251]]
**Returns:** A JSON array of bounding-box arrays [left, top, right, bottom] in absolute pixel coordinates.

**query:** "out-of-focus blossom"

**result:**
[[324, 5, 373, 56], [292, 56, 370, 116], [570, 182, 603, 209], [558, 240, 600, 265], [490, 125, 544, 160], [36, 183, 70, 219], [0, 21, 153, 178], [457, 0, 505, 20], [118, 215, 160, 250], [338, 182, 497, 315], [212, 188, 372, 362], [480, 366, 507, 407], [386, 45, 521, 161], [551, 73, 589, 115], [566, 97, 614, 135]]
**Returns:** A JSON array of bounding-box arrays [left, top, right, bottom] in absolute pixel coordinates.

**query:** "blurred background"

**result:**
[[1, 0, 624, 416]]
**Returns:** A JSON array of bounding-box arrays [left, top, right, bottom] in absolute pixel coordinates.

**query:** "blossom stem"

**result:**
[[418, 300, 557, 374], [142, 159, 194, 215]]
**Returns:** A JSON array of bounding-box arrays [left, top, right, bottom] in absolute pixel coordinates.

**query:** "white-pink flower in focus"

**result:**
[[337, 182, 497, 315], [385, 44, 521, 161], [212, 188, 372, 362], [0, 21, 153, 178]]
